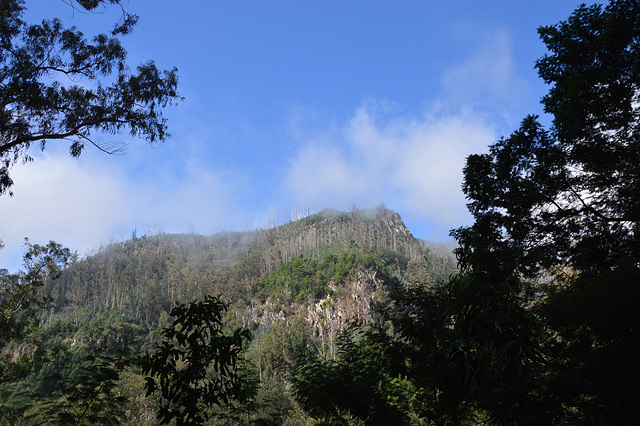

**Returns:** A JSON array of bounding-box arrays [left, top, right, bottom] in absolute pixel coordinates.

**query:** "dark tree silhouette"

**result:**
[[0, 0, 180, 196]]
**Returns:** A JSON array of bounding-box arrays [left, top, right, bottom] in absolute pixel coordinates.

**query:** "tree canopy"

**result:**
[[139, 295, 252, 426], [0, 240, 70, 384], [446, 0, 640, 422], [0, 0, 180, 196], [455, 0, 640, 282], [291, 1, 640, 424]]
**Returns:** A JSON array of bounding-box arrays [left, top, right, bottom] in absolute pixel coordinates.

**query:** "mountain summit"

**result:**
[[48, 206, 455, 329]]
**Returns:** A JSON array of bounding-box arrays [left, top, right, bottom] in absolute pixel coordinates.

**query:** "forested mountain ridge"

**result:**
[[46, 206, 454, 334], [3, 0, 639, 423], [2, 206, 456, 424]]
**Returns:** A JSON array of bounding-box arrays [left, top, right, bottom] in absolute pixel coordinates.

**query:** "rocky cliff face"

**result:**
[[307, 266, 397, 341], [244, 263, 401, 344]]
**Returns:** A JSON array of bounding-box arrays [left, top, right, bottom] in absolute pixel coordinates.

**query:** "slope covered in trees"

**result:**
[[45, 206, 451, 327], [4, 0, 638, 424], [1, 206, 455, 424]]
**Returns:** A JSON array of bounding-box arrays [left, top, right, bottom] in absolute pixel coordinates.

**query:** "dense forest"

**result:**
[[2, 0, 640, 424], [46, 206, 452, 327], [1, 206, 456, 424]]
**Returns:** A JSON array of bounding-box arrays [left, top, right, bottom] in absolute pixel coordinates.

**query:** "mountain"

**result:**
[[47, 205, 455, 334], [2, 206, 457, 424]]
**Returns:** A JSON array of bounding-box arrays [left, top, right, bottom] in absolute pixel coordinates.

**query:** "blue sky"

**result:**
[[1, 0, 584, 272]]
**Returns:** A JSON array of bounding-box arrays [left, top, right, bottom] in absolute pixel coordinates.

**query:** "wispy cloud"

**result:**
[[0, 147, 249, 271], [440, 27, 528, 121], [280, 29, 526, 239], [281, 103, 495, 237], [1, 153, 124, 270]]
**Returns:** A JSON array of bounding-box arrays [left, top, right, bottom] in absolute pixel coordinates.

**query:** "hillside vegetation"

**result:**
[[4, 1, 639, 423], [47, 206, 452, 328], [1, 206, 455, 424]]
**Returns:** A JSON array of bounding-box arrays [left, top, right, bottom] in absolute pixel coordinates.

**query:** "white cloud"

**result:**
[[282, 104, 495, 237], [0, 153, 126, 271], [0, 148, 249, 272], [287, 143, 366, 201], [130, 163, 250, 235], [441, 28, 527, 118], [280, 28, 527, 239], [392, 113, 494, 222]]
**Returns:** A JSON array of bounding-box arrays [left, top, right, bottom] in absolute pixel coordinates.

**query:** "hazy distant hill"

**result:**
[[47, 206, 455, 335], [0, 206, 457, 424], [419, 239, 458, 269]]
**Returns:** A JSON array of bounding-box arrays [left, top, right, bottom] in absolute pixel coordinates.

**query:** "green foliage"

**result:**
[[319, 252, 358, 284], [0, 0, 180, 196], [139, 295, 253, 425], [430, 275, 554, 424], [248, 316, 311, 381], [446, 1, 640, 423], [252, 254, 334, 303], [250, 377, 295, 425], [251, 249, 417, 305], [0, 310, 153, 424], [24, 348, 132, 425], [292, 325, 419, 425], [541, 264, 640, 424], [0, 241, 70, 385], [115, 370, 159, 425]]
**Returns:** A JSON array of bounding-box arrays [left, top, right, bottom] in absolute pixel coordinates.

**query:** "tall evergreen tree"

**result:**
[[292, 1, 640, 424], [450, 0, 640, 423]]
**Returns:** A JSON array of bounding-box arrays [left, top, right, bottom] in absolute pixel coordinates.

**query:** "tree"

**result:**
[[139, 295, 253, 426], [22, 348, 132, 425], [292, 325, 419, 425], [449, 0, 640, 423], [0, 0, 180, 196], [293, 1, 640, 424], [0, 240, 70, 384]]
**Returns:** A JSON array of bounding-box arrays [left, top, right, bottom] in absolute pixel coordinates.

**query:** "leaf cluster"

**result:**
[[139, 295, 252, 425], [0, 240, 70, 384], [0, 0, 181, 195]]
